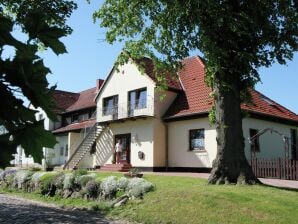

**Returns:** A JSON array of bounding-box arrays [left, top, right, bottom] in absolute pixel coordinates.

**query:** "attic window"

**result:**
[[261, 96, 274, 106]]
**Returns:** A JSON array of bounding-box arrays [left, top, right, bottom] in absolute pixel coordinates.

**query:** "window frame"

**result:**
[[189, 129, 205, 151], [128, 87, 147, 110], [249, 129, 260, 152], [291, 129, 297, 160], [102, 95, 118, 116]]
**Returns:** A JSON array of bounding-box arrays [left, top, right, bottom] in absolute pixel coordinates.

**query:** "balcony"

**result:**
[[97, 96, 154, 123]]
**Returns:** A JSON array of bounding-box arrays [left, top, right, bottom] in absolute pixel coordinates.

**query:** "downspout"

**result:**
[[165, 122, 169, 172]]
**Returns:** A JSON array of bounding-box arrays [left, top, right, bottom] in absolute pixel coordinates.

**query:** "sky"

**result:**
[[40, 1, 298, 114]]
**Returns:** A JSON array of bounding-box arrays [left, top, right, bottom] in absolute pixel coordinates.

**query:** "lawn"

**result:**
[[2, 172, 298, 224]]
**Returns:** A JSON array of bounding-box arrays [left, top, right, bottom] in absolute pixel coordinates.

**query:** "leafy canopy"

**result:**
[[94, 1, 298, 91], [0, 0, 77, 167]]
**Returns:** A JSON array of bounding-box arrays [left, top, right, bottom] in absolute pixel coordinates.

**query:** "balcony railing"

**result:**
[[98, 96, 154, 122]]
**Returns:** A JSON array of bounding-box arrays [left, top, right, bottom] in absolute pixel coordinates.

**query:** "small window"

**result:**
[[60, 146, 64, 156], [249, 129, 260, 152], [291, 129, 297, 160], [72, 114, 79, 123], [39, 114, 43, 121], [65, 144, 68, 157], [189, 129, 205, 151], [103, 95, 118, 116]]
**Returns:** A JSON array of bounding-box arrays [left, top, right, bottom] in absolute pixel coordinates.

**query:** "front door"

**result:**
[[115, 134, 131, 164]]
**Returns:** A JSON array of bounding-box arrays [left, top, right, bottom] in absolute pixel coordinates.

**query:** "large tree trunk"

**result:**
[[208, 72, 259, 184]]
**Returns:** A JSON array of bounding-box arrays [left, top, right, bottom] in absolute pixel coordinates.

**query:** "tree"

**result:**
[[0, 0, 77, 167], [94, 1, 298, 184]]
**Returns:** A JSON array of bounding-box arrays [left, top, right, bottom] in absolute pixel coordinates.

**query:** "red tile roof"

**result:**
[[66, 87, 98, 112], [52, 80, 104, 114], [52, 119, 96, 134], [52, 90, 79, 113], [164, 56, 298, 124], [135, 58, 182, 91]]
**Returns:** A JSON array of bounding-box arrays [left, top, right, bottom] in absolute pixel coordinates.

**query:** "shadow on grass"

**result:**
[[259, 181, 298, 193]]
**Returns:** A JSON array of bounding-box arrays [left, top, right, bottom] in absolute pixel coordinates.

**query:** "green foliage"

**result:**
[[126, 177, 154, 199], [75, 174, 95, 188], [85, 180, 100, 199], [100, 176, 118, 199], [63, 173, 75, 190], [13, 169, 34, 189], [0, 0, 76, 167], [73, 169, 88, 177], [94, 0, 298, 114], [38, 172, 58, 196], [117, 177, 129, 191]]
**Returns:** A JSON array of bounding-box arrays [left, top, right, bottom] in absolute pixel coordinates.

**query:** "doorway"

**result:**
[[115, 134, 131, 164]]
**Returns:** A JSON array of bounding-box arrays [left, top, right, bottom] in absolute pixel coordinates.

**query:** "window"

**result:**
[[38, 114, 43, 121], [103, 95, 118, 116], [189, 129, 205, 151], [128, 88, 147, 116], [78, 113, 89, 122], [291, 129, 297, 160], [249, 129, 260, 152], [71, 114, 79, 123], [65, 144, 68, 157], [60, 146, 64, 156]]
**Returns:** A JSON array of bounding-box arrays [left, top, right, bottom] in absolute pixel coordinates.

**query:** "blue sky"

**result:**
[[41, 1, 298, 113]]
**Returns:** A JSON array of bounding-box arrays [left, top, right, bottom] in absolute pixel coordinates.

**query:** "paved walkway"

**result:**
[[0, 194, 128, 224], [145, 172, 298, 189]]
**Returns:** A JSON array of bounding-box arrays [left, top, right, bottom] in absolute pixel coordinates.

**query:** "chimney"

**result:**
[[96, 79, 104, 91]]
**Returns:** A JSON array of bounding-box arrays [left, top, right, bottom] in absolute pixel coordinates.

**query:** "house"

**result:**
[[64, 56, 298, 172], [12, 79, 104, 168]]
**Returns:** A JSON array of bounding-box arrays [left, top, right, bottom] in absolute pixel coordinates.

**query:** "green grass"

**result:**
[[1, 172, 298, 224]]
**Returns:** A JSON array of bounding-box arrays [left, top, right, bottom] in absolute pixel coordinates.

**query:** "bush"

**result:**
[[85, 180, 100, 199], [75, 174, 95, 188], [126, 178, 154, 199], [30, 172, 47, 191], [100, 176, 118, 199], [13, 170, 34, 190], [117, 177, 129, 191], [39, 172, 58, 196], [63, 173, 75, 190], [0, 169, 17, 187], [73, 169, 88, 177]]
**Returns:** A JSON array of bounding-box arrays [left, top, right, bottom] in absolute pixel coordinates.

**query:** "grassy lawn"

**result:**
[[2, 172, 298, 224]]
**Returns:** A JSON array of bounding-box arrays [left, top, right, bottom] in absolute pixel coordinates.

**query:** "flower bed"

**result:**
[[0, 168, 154, 207]]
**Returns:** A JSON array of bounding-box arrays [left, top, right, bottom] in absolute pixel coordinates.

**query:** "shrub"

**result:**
[[63, 173, 75, 190], [30, 172, 47, 191], [75, 174, 95, 188], [100, 176, 118, 199], [85, 180, 100, 199], [73, 169, 88, 177], [13, 170, 34, 190], [0, 169, 17, 187], [126, 178, 154, 199], [39, 172, 58, 196], [117, 177, 129, 191]]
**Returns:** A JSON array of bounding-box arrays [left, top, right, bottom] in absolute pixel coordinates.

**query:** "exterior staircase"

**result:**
[[63, 123, 105, 170], [97, 163, 132, 172]]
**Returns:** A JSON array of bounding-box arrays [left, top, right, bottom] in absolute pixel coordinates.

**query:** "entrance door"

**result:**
[[115, 134, 131, 164]]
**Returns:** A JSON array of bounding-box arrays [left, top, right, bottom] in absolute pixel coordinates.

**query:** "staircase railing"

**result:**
[[63, 122, 99, 170]]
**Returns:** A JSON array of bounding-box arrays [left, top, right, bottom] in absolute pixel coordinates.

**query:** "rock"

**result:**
[[112, 195, 129, 207]]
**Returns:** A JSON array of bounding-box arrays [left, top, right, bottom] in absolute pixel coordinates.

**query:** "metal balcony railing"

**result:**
[[98, 96, 154, 122]]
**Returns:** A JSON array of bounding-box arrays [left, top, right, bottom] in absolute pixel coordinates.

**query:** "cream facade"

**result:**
[[87, 60, 298, 171]]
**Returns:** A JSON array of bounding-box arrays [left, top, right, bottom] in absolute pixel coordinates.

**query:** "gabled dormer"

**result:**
[[95, 58, 181, 123]]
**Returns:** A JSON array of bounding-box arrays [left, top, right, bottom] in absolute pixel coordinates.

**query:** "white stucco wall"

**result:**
[[167, 117, 297, 168], [243, 118, 298, 160], [94, 119, 155, 167], [50, 135, 68, 166], [96, 61, 156, 122], [167, 118, 216, 168]]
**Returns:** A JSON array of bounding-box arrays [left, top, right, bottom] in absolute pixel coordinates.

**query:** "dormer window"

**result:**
[[103, 95, 118, 116]]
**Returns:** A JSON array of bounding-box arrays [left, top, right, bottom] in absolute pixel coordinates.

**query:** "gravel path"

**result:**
[[0, 193, 129, 224]]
